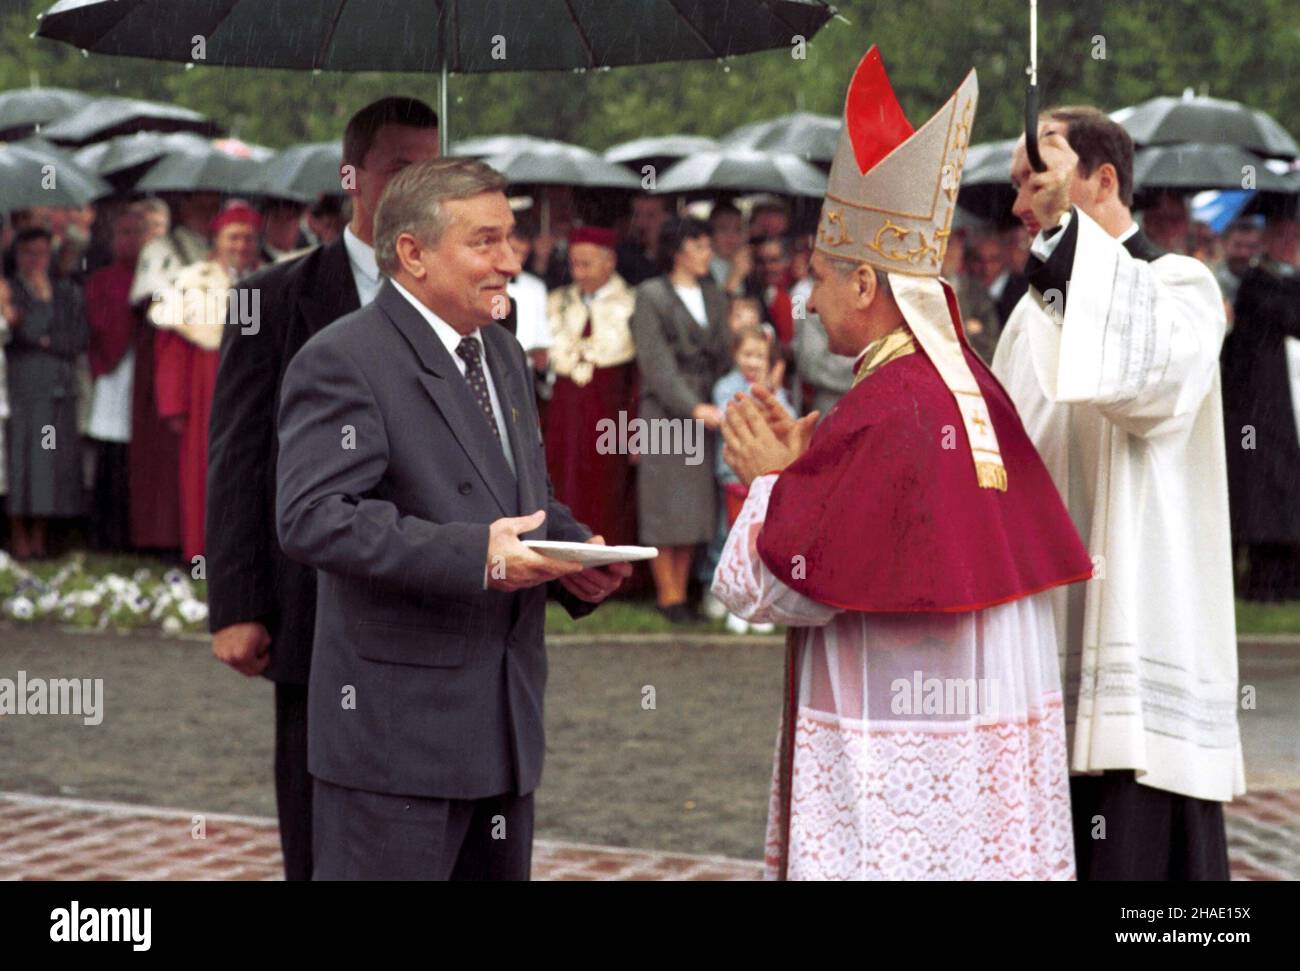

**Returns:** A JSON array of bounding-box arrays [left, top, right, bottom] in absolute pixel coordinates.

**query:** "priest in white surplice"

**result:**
[[993, 107, 1246, 880], [712, 48, 1095, 881]]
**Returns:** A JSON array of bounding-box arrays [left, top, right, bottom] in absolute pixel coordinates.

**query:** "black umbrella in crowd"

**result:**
[[247, 141, 345, 202], [35, 0, 835, 152], [40, 95, 224, 147], [0, 140, 110, 214], [451, 134, 555, 159], [134, 140, 264, 194], [481, 139, 642, 191], [956, 139, 1017, 226], [1113, 91, 1299, 160], [721, 111, 841, 165], [0, 86, 93, 140], [75, 130, 209, 176], [653, 147, 826, 199], [604, 134, 721, 177], [1133, 143, 1295, 194]]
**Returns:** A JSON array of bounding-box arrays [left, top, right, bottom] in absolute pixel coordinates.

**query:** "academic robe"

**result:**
[[126, 229, 207, 551], [992, 208, 1246, 810], [713, 317, 1092, 880], [149, 259, 244, 563], [544, 275, 638, 547]]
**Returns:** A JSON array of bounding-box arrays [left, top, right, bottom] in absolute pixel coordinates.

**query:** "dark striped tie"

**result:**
[[455, 337, 501, 441]]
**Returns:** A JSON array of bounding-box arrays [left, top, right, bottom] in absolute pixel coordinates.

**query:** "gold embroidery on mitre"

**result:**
[[865, 220, 943, 269], [819, 209, 853, 247]]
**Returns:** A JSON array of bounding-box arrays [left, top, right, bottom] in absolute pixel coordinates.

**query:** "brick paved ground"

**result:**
[[0, 790, 1292, 881]]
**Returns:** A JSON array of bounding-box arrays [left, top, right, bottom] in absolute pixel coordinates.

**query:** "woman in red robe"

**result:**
[[544, 227, 639, 548], [150, 205, 262, 564]]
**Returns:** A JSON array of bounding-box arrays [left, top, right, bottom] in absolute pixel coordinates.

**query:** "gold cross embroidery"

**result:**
[[971, 411, 989, 435]]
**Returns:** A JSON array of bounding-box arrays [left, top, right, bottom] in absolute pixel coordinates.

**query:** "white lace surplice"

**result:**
[[713, 474, 1075, 881]]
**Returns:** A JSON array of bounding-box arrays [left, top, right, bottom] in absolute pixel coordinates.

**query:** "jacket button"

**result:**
[[459, 481, 472, 495]]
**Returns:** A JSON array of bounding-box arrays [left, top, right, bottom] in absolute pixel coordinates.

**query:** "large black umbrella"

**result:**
[[0, 141, 110, 214], [653, 148, 826, 198], [0, 86, 93, 140], [1133, 143, 1294, 194], [36, 0, 835, 152], [247, 141, 345, 201], [721, 112, 840, 165], [1113, 92, 1299, 160], [40, 95, 224, 147]]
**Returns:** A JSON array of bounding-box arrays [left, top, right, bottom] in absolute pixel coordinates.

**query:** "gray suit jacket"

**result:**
[[276, 279, 594, 801]]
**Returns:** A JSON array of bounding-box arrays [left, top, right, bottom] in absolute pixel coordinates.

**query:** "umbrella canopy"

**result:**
[[0, 140, 111, 214], [481, 140, 641, 189], [40, 95, 223, 147], [77, 130, 210, 177], [652, 148, 826, 198], [0, 86, 94, 140], [451, 134, 554, 159], [605, 134, 720, 167], [36, 0, 835, 71], [247, 141, 345, 201], [1112, 92, 1299, 159], [721, 112, 841, 164], [135, 142, 263, 194], [1133, 143, 1294, 194]]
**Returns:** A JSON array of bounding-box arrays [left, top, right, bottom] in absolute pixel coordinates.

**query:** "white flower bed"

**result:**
[[0, 552, 208, 636]]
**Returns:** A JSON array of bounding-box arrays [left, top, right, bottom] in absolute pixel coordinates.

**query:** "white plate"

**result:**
[[523, 540, 659, 566]]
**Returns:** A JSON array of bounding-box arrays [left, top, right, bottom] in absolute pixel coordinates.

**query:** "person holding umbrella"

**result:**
[[205, 97, 440, 881], [993, 105, 1244, 880]]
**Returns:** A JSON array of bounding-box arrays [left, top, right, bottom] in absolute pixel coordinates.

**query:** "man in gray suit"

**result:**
[[276, 158, 630, 880]]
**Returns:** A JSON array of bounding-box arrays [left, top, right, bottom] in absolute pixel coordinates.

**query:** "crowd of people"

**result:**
[[0, 109, 1297, 618]]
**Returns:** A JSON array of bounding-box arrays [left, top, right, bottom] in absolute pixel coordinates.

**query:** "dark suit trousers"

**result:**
[[1070, 770, 1229, 880], [312, 778, 534, 880], [274, 682, 313, 881]]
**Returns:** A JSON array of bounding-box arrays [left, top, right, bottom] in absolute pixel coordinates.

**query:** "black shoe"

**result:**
[[657, 603, 692, 624]]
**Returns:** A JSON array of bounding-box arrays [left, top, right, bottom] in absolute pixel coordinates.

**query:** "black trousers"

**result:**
[[274, 682, 313, 881], [90, 440, 130, 552], [312, 778, 535, 881], [1070, 770, 1230, 880]]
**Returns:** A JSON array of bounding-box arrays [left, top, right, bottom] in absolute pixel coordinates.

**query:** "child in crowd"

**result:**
[[711, 320, 790, 634]]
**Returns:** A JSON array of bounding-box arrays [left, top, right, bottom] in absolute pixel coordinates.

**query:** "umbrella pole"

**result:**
[[440, 61, 449, 156]]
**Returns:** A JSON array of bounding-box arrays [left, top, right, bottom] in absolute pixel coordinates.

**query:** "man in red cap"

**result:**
[[543, 226, 639, 548], [149, 202, 262, 563]]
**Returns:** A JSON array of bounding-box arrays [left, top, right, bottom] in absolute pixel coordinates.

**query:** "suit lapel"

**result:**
[[659, 279, 706, 351], [376, 282, 517, 516]]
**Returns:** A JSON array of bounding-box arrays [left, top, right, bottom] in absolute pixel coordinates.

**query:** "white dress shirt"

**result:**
[[390, 278, 516, 478], [343, 226, 382, 306]]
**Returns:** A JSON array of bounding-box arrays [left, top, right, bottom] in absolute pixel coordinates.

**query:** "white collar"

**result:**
[[343, 226, 379, 285], [581, 278, 618, 302], [1117, 221, 1140, 244], [390, 277, 483, 362]]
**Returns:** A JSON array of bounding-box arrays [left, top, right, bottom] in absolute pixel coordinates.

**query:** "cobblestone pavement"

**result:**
[[0, 790, 1293, 881]]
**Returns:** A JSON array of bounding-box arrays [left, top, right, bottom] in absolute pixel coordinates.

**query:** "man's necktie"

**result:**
[[455, 336, 501, 441]]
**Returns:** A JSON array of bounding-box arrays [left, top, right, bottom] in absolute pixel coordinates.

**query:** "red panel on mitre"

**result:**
[[844, 46, 916, 175]]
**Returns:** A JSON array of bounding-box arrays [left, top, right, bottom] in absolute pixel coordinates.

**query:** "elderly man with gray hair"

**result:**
[[275, 157, 630, 880]]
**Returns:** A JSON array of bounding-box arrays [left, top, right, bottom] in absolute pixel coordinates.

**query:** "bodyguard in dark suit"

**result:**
[[205, 97, 441, 880], [276, 158, 629, 880]]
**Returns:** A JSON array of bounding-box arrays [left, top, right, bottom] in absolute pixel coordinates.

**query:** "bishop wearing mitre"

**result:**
[[712, 47, 1093, 880]]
